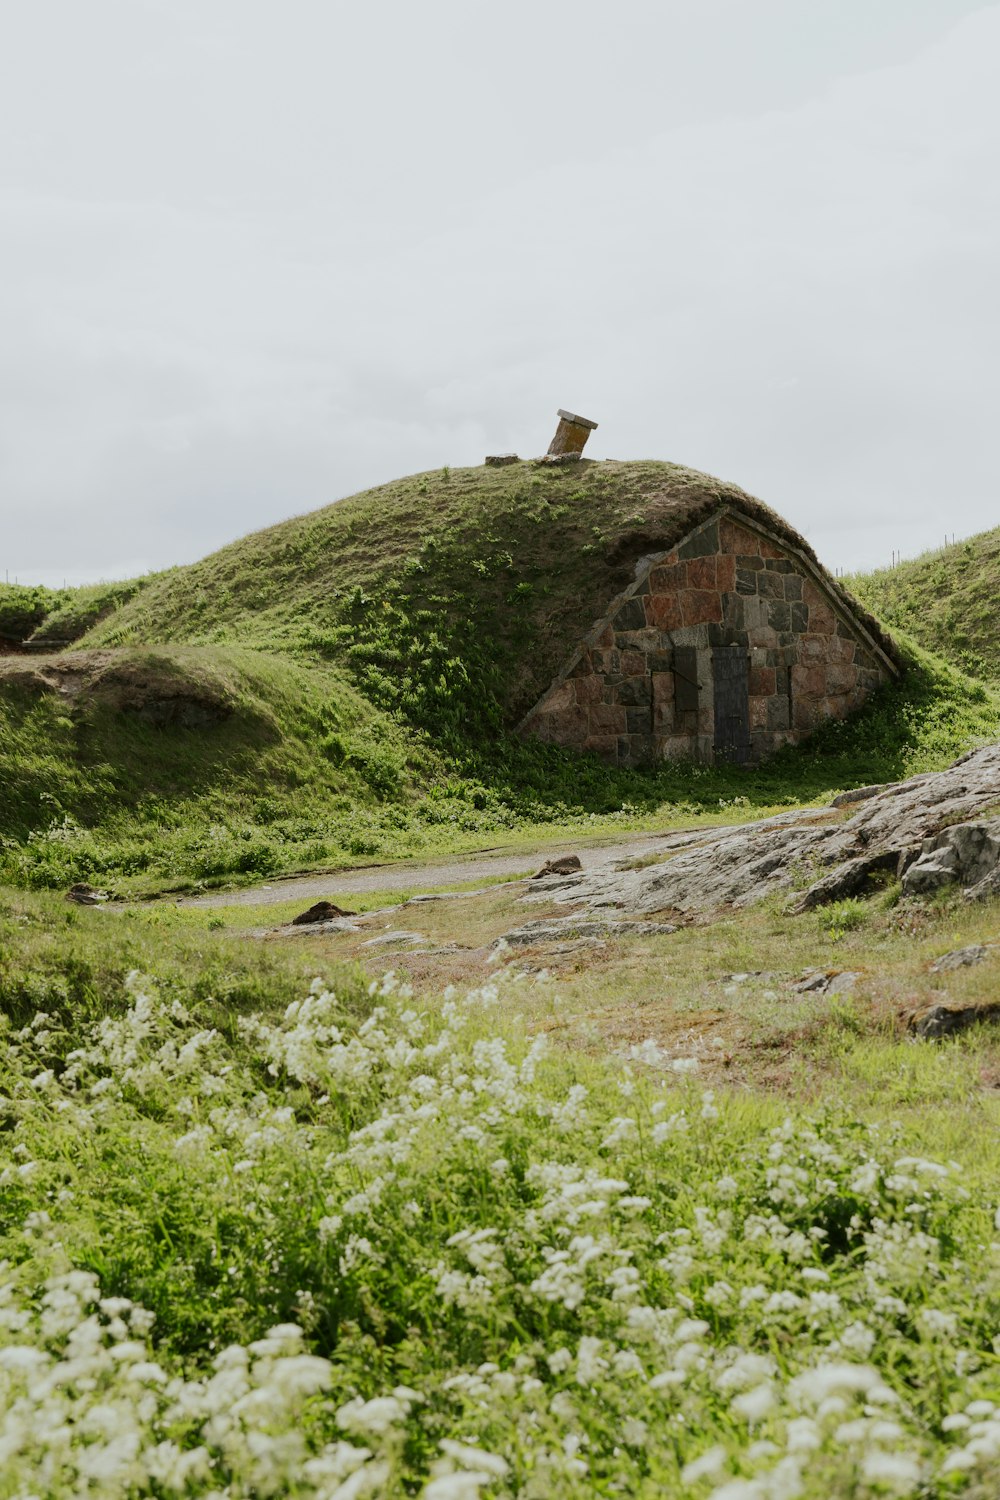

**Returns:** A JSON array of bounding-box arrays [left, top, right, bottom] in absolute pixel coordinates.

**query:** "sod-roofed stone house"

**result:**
[[519, 497, 901, 766]]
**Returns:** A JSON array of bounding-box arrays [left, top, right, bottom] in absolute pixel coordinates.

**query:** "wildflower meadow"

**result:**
[[0, 963, 997, 1497]]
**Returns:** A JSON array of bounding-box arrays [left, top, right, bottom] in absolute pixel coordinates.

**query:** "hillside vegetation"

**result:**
[[846, 528, 1000, 683], [0, 887, 998, 1497], [2, 462, 999, 893]]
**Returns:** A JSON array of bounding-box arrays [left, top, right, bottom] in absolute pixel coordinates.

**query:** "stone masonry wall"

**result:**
[[521, 512, 893, 766]]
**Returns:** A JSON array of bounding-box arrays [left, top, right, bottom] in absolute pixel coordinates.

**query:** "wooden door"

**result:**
[[713, 647, 751, 764]]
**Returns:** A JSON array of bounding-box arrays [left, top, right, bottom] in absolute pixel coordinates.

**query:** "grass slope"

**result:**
[[846, 528, 1000, 683], [3, 462, 999, 893]]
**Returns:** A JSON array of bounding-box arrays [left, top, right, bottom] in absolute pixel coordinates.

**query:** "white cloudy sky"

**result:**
[[2, 0, 998, 585]]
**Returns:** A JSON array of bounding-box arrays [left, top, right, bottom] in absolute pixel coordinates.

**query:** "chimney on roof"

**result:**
[[547, 408, 598, 458]]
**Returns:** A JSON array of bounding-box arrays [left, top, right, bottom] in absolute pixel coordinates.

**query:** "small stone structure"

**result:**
[[547, 409, 598, 458], [519, 506, 900, 766]]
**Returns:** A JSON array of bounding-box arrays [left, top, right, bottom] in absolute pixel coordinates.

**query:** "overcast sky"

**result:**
[[2, 0, 998, 586]]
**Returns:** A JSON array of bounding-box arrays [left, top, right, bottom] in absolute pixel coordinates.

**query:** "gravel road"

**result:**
[[177, 829, 696, 909]]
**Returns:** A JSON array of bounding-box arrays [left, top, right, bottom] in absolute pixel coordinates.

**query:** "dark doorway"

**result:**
[[713, 647, 751, 764]]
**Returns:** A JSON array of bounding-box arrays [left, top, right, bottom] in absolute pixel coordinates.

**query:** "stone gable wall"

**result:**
[[520, 512, 893, 766]]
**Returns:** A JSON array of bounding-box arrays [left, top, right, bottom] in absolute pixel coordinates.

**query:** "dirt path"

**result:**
[[178, 828, 706, 909]]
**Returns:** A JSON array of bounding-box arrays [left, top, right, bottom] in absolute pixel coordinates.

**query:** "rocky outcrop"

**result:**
[[908, 1000, 1000, 1039], [519, 745, 1000, 917], [901, 820, 1000, 899]]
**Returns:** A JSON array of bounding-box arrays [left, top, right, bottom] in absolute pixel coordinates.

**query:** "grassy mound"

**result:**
[[2, 462, 999, 894], [0, 644, 446, 891], [846, 527, 1000, 683], [76, 458, 894, 744]]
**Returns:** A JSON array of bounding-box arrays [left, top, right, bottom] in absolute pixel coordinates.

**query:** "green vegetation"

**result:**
[[3, 475, 1000, 1493], [0, 890, 997, 1496], [0, 576, 153, 647], [2, 463, 999, 894], [846, 528, 1000, 683]]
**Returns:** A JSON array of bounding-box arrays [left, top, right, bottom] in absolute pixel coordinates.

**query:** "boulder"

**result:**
[[901, 819, 1000, 897], [66, 883, 109, 905], [909, 999, 1000, 1039], [290, 900, 357, 924], [532, 855, 583, 879], [929, 944, 989, 973]]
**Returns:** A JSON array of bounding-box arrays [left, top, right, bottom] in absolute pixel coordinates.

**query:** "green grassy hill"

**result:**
[[846, 528, 1000, 682], [3, 460, 998, 893]]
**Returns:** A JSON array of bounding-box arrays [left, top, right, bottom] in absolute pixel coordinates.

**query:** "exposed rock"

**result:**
[[66, 883, 109, 905], [494, 915, 677, 950], [793, 969, 860, 996], [273, 916, 362, 937], [532, 855, 583, 879], [290, 900, 357, 925], [831, 783, 897, 808], [902, 819, 1000, 898], [360, 930, 429, 949], [516, 746, 1000, 918], [908, 1000, 1000, 1039], [929, 944, 990, 973], [485, 453, 519, 466]]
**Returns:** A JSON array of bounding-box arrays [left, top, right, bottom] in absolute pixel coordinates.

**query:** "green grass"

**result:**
[[0, 887, 998, 1495], [3, 464, 999, 895], [845, 527, 1000, 683]]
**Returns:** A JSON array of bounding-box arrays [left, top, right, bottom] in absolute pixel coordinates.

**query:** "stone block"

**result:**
[[793, 697, 818, 731], [536, 706, 589, 745], [757, 536, 786, 560], [647, 649, 673, 674], [791, 663, 825, 698], [747, 623, 778, 649], [617, 675, 651, 706], [716, 554, 736, 592], [789, 602, 809, 634], [797, 634, 825, 664], [574, 674, 603, 705], [680, 589, 723, 626], [614, 598, 646, 632], [749, 666, 776, 697], [767, 600, 791, 632], [646, 592, 683, 631], [590, 702, 627, 734], [652, 670, 674, 704], [697, 706, 715, 736], [648, 562, 687, 593], [626, 706, 652, 734], [687, 556, 717, 590], [783, 575, 803, 602], [801, 578, 825, 611], [736, 568, 759, 596], [758, 570, 785, 601], [767, 695, 790, 731], [828, 634, 856, 663], [678, 521, 719, 559], [723, 594, 745, 629], [749, 696, 768, 730], [620, 649, 646, 676], [764, 557, 794, 574], [808, 604, 837, 636], [825, 662, 858, 695], [541, 680, 575, 713], [720, 518, 758, 554]]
